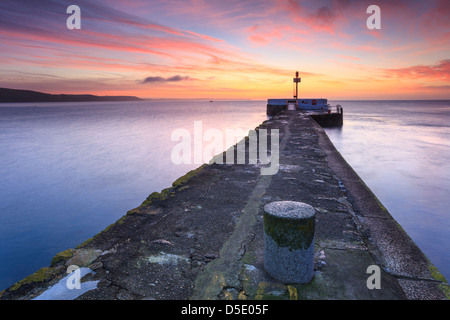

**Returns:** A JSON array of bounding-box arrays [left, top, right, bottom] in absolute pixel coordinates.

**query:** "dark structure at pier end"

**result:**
[[267, 71, 343, 128]]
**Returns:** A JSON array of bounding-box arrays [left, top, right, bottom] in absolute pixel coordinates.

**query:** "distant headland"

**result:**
[[0, 88, 142, 103]]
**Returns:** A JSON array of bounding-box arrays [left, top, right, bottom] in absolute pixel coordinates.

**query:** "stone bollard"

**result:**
[[263, 201, 316, 284]]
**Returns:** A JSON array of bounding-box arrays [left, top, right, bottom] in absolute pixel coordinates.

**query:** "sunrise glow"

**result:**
[[0, 0, 449, 99]]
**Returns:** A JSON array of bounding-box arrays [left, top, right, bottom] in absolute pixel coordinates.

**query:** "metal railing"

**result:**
[[323, 104, 343, 114]]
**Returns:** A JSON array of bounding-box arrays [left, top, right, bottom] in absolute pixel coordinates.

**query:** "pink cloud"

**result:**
[[418, 0, 450, 36], [247, 24, 292, 46], [382, 59, 450, 81], [1, 0, 449, 99]]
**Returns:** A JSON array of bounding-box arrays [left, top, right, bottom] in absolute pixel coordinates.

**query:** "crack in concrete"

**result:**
[[190, 117, 292, 300]]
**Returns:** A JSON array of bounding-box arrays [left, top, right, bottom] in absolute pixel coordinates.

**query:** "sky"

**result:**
[[0, 0, 449, 100]]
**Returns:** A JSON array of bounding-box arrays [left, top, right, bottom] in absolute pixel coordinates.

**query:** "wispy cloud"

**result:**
[[140, 75, 190, 84], [381, 59, 450, 81], [0, 0, 449, 99]]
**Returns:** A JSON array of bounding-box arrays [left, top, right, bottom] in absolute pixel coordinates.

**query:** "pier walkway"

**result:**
[[1, 111, 448, 300]]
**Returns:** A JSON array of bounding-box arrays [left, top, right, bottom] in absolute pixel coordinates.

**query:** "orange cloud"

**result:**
[[247, 24, 292, 46], [1, 0, 449, 99]]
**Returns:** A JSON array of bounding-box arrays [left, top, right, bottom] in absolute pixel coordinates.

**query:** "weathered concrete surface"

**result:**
[[1, 110, 448, 300]]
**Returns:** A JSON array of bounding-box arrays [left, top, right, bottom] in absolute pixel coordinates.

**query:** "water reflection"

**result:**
[[324, 100, 450, 281], [0, 100, 268, 291]]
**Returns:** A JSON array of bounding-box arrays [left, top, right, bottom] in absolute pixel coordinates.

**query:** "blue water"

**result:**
[[325, 100, 450, 281], [0, 100, 448, 292], [0, 100, 267, 291]]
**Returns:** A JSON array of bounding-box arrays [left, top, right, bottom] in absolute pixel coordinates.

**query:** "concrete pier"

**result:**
[[1, 110, 448, 300]]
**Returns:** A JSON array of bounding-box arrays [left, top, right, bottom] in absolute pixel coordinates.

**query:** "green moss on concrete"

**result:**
[[75, 222, 116, 248], [428, 264, 447, 283], [241, 252, 257, 266], [76, 165, 207, 250], [137, 164, 207, 210], [76, 238, 92, 249], [50, 249, 75, 266], [263, 213, 315, 250], [438, 283, 450, 300], [172, 164, 206, 187], [9, 267, 58, 292], [141, 188, 173, 206]]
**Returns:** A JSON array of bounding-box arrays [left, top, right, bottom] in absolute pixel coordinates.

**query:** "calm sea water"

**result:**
[[0, 100, 267, 291], [0, 100, 448, 292], [325, 100, 450, 281]]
